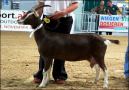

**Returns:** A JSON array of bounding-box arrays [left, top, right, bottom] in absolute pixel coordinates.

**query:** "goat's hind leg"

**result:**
[[39, 57, 52, 88], [93, 64, 100, 84], [93, 56, 108, 88], [98, 61, 108, 88], [103, 67, 108, 88]]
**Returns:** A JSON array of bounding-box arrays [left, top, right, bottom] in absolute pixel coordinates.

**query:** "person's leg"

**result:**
[[96, 20, 99, 34], [53, 59, 68, 81], [109, 32, 112, 35], [97, 16, 102, 35], [94, 17, 99, 34], [33, 56, 44, 81], [99, 32, 102, 35], [52, 17, 73, 81], [124, 46, 129, 81]]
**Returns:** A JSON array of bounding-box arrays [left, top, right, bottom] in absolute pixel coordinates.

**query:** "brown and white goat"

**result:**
[[17, 5, 119, 88]]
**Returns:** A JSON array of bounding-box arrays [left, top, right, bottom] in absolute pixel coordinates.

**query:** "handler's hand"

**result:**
[[49, 11, 66, 20], [109, 14, 112, 16], [123, 14, 126, 17]]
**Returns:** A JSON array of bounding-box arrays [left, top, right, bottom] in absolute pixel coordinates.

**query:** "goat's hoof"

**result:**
[[92, 81, 97, 84], [92, 80, 99, 84], [39, 84, 46, 88], [47, 79, 50, 83], [102, 85, 108, 88]]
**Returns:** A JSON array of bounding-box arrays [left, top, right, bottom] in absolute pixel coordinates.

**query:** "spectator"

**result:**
[[124, 9, 129, 82], [124, 45, 129, 82], [91, 0, 107, 35], [107, 0, 125, 35], [33, 0, 78, 84]]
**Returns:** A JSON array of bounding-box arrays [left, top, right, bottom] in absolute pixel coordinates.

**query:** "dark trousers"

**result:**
[[95, 16, 102, 35], [106, 32, 112, 35], [34, 15, 73, 81]]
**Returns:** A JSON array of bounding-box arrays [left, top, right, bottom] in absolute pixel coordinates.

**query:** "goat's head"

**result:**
[[17, 5, 51, 25]]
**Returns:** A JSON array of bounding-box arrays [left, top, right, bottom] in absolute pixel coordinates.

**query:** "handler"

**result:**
[[107, 0, 125, 35], [33, 0, 78, 84]]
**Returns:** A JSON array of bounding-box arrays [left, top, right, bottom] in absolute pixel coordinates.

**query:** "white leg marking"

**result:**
[[103, 70, 108, 88], [39, 66, 51, 88], [39, 69, 47, 88], [93, 64, 100, 84], [46, 66, 51, 83]]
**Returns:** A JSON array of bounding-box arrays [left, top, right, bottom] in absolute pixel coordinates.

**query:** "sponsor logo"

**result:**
[[0, 12, 26, 24], [114, 27, 128, 30], [0, 12, 25, 19]]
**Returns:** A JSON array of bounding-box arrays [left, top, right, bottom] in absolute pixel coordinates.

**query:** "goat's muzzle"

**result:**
[[17, 19, 24, 25]]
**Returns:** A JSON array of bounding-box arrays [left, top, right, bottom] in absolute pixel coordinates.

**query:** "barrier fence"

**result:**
[[74, 12, 99, 33], [74, 12, 128, 33]]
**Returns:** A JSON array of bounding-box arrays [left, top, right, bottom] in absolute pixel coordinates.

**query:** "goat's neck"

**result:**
[[33, 18, 46, 45], [31, 18, 42, 29]]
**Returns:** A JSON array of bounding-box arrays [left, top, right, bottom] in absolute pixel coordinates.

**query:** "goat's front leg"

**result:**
[[93, 64, 100, 84], [39, 57, 52, 88]]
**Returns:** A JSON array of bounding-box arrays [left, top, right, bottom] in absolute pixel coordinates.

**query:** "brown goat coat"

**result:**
[[34, 25, 107, 71]]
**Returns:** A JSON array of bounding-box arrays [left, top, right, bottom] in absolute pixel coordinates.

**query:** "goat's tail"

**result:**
[[104, 39, 120, 45]]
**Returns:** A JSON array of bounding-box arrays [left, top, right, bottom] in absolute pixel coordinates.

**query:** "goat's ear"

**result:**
[[22, 11, 27, 14], [33, 11, 39, 18]]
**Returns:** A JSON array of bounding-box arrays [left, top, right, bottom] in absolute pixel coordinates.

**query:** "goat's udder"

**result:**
[[90, 59, 97, 68]]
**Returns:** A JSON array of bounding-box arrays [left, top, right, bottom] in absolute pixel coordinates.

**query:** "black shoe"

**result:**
[[98, 32, 102, 35]]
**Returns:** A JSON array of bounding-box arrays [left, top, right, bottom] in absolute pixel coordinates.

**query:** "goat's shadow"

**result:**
[[35, 76, 129, 89]]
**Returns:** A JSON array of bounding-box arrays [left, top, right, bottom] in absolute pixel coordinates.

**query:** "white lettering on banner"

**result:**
[[0, 10, 33, 31], [99, 15, 128, 32]]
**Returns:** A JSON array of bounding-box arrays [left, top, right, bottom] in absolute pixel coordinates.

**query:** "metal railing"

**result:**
[[74, 12, 100, 33]]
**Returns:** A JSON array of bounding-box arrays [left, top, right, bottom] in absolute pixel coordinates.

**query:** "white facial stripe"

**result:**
[[24, 12, 34, 20], [18, 12, 34, 23]]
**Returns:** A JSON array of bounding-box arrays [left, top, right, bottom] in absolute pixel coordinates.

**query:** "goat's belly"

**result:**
[[51, 47, 92, 61], [53, 54, 91, 61]]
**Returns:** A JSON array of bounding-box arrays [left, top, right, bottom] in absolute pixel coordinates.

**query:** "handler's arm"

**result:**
[[62, 2, 78, 15], [91, 9, 95, 14], [107, 10, 112, 16], [91, 7, 97, 14], [118, 10, 125, 16], [49, 2, 78, 20]]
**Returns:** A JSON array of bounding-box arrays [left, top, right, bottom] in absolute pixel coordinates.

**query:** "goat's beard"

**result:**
[[18, 22, 24, 25], [17, 20, 24, 25]]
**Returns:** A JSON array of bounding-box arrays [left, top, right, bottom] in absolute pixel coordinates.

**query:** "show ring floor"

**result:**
[[1, 31, 128, 89]]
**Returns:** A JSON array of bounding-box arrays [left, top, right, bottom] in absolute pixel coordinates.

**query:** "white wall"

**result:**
[[71, 1, 83, 34]]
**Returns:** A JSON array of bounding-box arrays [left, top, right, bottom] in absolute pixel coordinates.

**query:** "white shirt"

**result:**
[[40, 0, 78, 17]]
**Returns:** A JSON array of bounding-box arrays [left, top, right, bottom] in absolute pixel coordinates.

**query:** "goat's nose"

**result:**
[[17, 19, 20, 22], [17, 19, 22, 23]]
